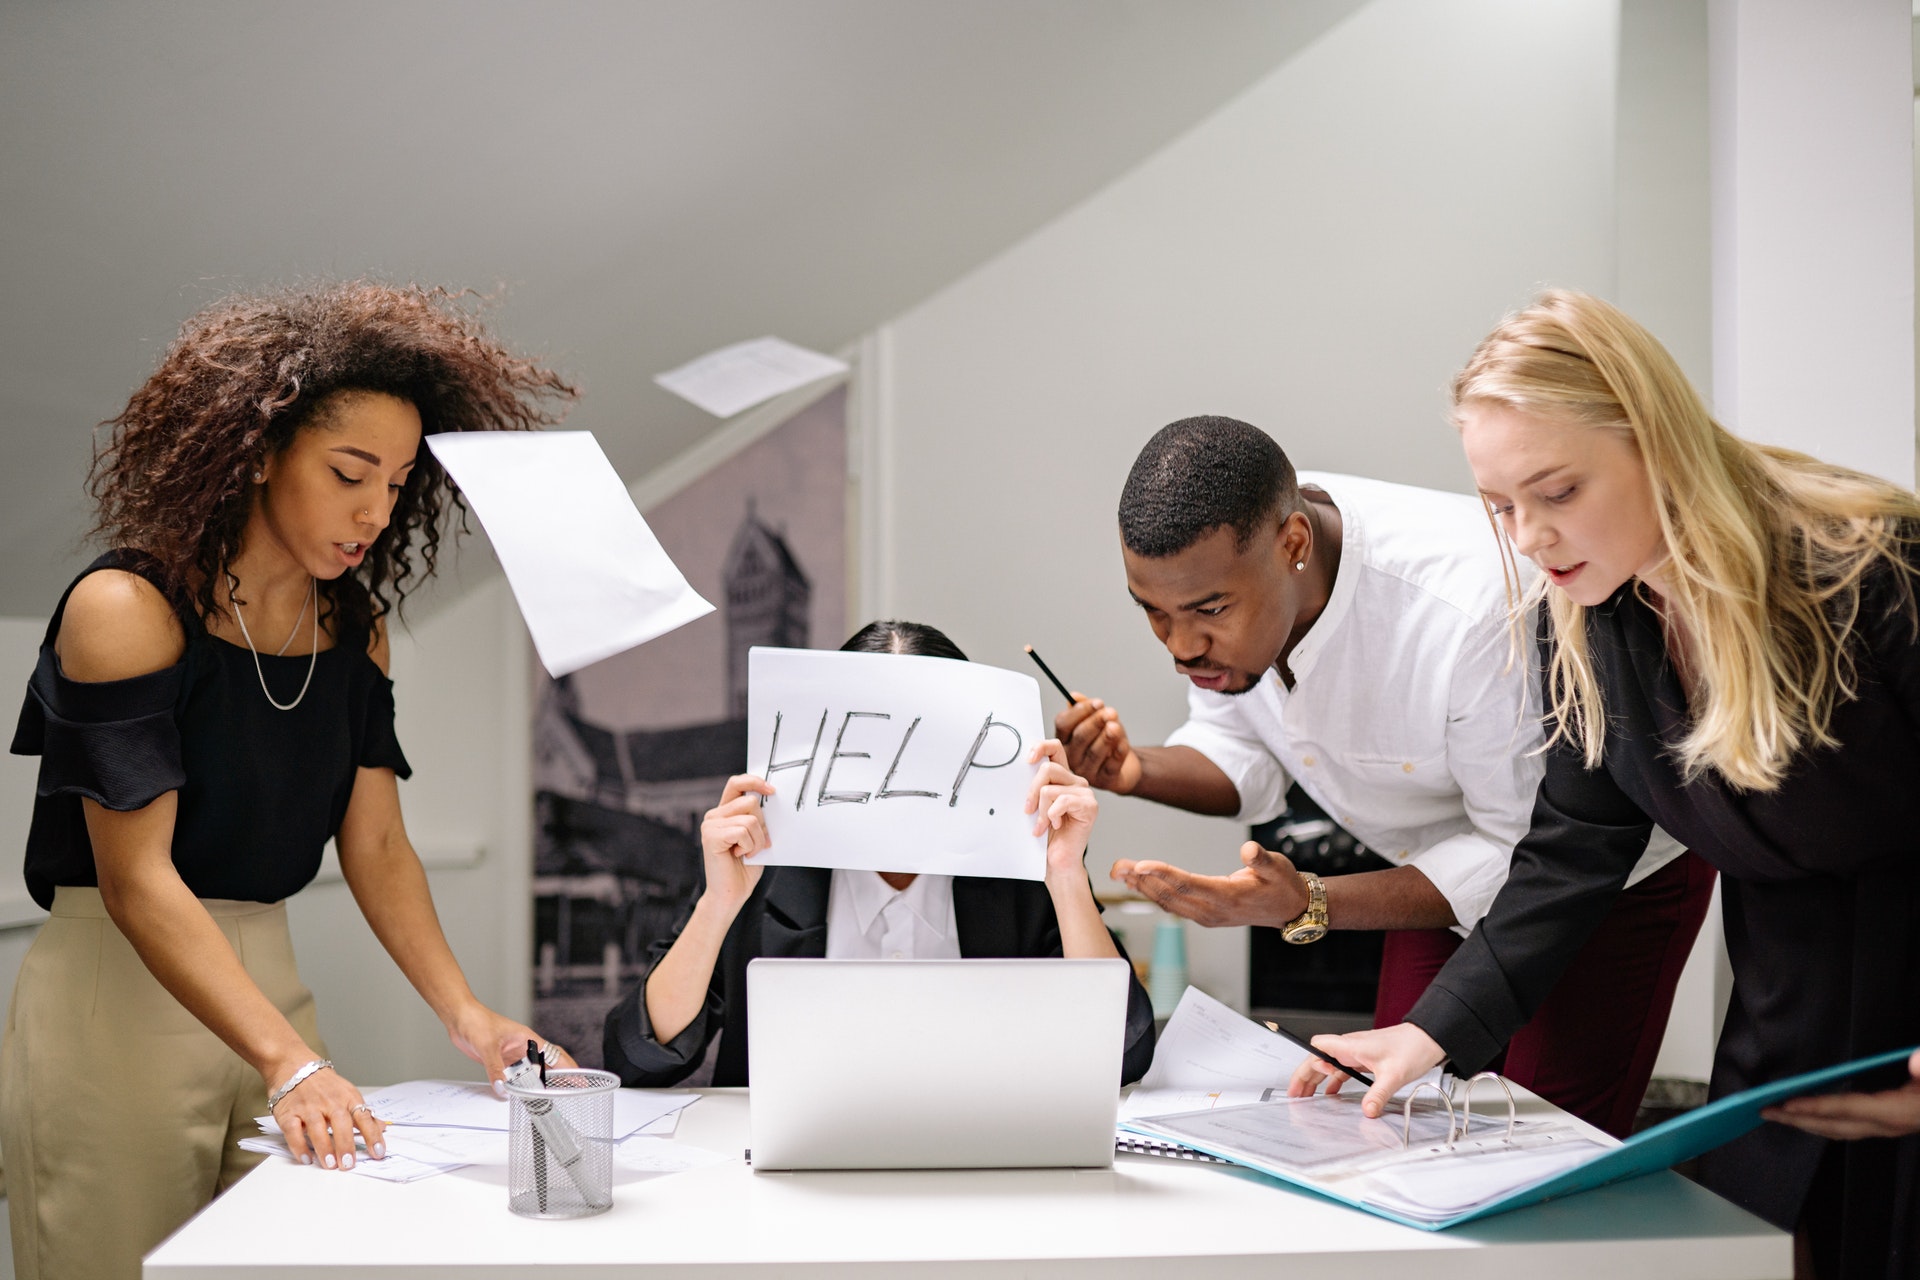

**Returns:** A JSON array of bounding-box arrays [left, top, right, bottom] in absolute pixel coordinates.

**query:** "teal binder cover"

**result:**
[[1119, 1044, 1916, 1231]]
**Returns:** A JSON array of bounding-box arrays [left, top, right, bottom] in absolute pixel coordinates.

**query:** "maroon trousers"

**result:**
[[1373, 850, 1718, 1139]]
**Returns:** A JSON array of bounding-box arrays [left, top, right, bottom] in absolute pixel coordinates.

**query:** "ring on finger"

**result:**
[[350, 1103, 374, 1117]]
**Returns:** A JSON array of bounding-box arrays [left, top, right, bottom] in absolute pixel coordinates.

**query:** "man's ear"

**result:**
[[1275, 508, 1311, 570]]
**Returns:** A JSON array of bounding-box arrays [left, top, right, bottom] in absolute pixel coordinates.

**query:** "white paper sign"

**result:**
[[426, 432, 714, 677], [654, 337, 849, 419], [744, 648, 1048, 880]]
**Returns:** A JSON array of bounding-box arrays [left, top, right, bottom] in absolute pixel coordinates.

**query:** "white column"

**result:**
[[1709, 0, 1915, 483], [1654, 0, 1918, 1085]]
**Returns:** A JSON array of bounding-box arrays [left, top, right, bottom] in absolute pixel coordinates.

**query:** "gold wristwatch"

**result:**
[[1280, 872, 1329, 944]]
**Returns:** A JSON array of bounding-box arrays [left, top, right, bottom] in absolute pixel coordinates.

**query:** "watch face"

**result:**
[[1283, 922, 1328, 945]]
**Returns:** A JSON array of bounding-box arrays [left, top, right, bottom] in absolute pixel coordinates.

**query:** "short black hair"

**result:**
[[839, 620, 968, 662], [1118, 415, 1297, 557]]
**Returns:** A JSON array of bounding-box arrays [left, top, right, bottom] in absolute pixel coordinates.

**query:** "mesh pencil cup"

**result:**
[[506, 1067, 618, 1219]]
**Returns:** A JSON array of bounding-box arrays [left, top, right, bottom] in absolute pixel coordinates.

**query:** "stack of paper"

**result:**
[[243, 1079, 705, 1183]]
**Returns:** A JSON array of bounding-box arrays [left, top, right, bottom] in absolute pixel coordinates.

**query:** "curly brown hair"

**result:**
[[89, 281, 578, 640]]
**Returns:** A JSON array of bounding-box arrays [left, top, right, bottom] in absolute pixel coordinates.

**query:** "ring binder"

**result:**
[[1402, 1071, 1516, 1149], [1402, 1081, 1457, 1147], [1457, 1072, 1516, 1143]]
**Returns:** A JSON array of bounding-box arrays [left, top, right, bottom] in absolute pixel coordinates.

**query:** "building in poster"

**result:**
[[530, 508, 816, 1064]]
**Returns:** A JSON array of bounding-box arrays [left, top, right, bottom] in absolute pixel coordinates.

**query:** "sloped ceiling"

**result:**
[[0, 0, 1364, 615]]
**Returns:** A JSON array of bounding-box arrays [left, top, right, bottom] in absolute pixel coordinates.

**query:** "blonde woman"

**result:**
[[1295, 291, 1919, 1277]]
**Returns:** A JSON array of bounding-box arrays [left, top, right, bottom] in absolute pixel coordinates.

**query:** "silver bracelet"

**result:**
[[267, 1059, 334, 1111]]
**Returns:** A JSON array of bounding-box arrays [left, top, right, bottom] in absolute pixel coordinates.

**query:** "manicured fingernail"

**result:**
[[342, 1153, 355, 1169], [323, 1153, 338, 1169], [300, 1154, 312, 1166], [373, 1142, 386, 1158]]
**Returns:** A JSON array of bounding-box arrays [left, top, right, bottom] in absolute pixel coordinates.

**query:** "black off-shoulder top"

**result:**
[[10, 550, 412, 909]]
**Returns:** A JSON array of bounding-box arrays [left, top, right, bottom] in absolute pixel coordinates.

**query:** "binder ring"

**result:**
[[1402, 1080, 1458, 1148], [1456, 1071, 1517, 1143]]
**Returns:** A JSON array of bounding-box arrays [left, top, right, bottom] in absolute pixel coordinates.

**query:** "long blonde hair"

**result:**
[[1452, 290, 1920, 792]]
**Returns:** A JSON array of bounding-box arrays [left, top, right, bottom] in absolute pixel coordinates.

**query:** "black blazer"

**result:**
[[1407, 578, 1920, 1262], [603, 865, 1157, 1089]]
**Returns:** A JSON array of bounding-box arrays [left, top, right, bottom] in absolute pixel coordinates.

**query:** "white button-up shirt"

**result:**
[[1165, 472, 1681, 933], [824, 869, 963, 960]]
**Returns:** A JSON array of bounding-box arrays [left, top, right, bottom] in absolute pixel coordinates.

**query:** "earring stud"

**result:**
[[253, 470, 264, 483], [1294, 561, 1306, 572]]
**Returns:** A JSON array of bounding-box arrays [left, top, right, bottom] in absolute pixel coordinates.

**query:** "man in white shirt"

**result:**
[[1059, 416, 1713, 1136]]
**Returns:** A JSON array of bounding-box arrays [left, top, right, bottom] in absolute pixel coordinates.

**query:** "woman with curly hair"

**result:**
[[0, 281, 578, 1279], [1296, 291, 1920, 1277]]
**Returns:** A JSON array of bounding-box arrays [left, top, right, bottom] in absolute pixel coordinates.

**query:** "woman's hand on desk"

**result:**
[[1027, 741, 1098, 879], [698, 774, 776, 917], [1289, 1023, 1447, 1119], [1762, 1048, 1920, 1140]]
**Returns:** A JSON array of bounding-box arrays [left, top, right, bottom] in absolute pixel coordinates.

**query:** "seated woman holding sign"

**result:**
[[602, 620, 1155, 1087]]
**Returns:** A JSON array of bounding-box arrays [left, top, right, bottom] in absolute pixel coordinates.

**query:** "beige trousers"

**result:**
[[0, 886, 324, 1280]]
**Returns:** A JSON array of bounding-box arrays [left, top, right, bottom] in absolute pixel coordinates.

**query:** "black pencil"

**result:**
[[1023, 645, 1078, 706], [1263, 1019, 1376, 1087]]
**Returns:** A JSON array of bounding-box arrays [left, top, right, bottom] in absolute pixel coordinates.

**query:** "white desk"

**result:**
[[147, 1089, 1789, 1278]]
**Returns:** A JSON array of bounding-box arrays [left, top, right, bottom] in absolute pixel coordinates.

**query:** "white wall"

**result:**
[[864, 0, 1623, 1013], [1709, 0, 1916, 482]]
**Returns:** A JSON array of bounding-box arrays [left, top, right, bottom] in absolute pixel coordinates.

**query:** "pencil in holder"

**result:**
[[507, 1067, 619, 1219]]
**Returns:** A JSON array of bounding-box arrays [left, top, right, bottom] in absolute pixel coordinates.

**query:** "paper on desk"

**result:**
[[1137, 987, 1444, 1099], [654, 337, 848, 419], [236, 1134, 465, 1184], [612, 1138, 735, 1176], [426, 432, 713, 677], [257, 1080, 699, 1140], [745, 647, 1048, 880], [1138, 988, 1311, 1090]]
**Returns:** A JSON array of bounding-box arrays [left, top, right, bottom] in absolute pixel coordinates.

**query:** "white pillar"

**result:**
[[1653, 0, 1919, 1085], [1709, 0, 1915, 483]]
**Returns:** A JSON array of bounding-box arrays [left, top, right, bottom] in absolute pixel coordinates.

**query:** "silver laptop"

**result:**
[[746, 957, 1130, 1170]]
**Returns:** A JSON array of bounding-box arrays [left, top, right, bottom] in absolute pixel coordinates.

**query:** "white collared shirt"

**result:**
[[824, 869, 963, 960], [1165, 472, 1682, 934]]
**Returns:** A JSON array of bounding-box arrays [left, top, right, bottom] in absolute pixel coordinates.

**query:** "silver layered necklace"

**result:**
[[227, 574, 318, 711]]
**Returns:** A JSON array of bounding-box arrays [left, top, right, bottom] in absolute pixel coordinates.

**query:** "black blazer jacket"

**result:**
[[1407, 577, 1920, 1266], [603, 865, 1157, 1089]]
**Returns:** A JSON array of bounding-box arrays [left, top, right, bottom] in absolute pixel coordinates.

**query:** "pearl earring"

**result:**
[[1294, 561, 1306, 572], [253, 470, 264, 483]]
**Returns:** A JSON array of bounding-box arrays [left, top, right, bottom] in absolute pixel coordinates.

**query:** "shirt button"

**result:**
[[1302, 756, 1317, 767], [1402, 763, 1415, 773]]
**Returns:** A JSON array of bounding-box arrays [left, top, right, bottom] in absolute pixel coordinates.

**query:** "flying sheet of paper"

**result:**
[[744, 647, 1048, 880], [654, 337, 848, 419], [427, 431, 714, 677]]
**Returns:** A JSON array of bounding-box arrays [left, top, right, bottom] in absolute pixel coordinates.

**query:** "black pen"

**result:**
[[1023, 644, 1078, 706], [1263, 1019, 1376, 1087]]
